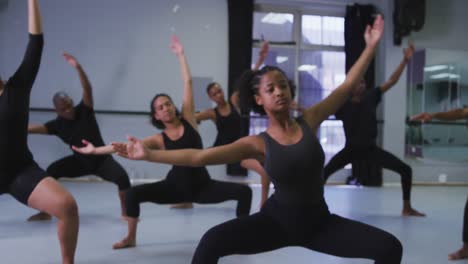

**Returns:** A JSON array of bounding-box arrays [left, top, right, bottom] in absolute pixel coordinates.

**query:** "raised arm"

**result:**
[[379, 43, 414, 93], [28, 124, 48, 134], [170, 36, 197, 129], [115, 135, 263, 167], [9, 0, 44, 91], [411, 108, 468, 122], [63, 52, 94, 108], [302, 15, 384, 131], [253, 41, 269, 71], [195, 108, 216, 123], [29, 0, 42, 35]]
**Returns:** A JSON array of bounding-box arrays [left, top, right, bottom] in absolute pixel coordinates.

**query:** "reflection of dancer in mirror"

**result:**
[[27, 52, 131, 221], [196, 41, 271, 208], [74, 36, 252, 249], [0, 1, 78, 263], [412, 109, 468, 260], [114, 16, 402, 264], [323, 43, 425, 216]]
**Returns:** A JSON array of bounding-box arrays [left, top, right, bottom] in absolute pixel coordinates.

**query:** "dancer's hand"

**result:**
[[111, 142, 128, 158], [63, 52, 80, 68], [118, 136, 150, 160], [364, 14, 384, 47], [258, 41, 269, 61], [170, 35, 184, 56], [410, 112, 432, 123], [404, 43, 415, 61], [72, 139, 96, 154]]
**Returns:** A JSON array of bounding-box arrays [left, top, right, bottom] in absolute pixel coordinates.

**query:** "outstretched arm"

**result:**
[[379, 43, 414, 93], [63, 52, 94, 108], [114, 135, 263, 167], [28, 124, 48, 134], [302, 15, 384, 131], [195, 108, 216, 123], [170, 35, 197, 129], [411, 108, 468, 122], [9, 0, 44, 91], [72, 134, 164, 155], [253, 41, 269, 71]]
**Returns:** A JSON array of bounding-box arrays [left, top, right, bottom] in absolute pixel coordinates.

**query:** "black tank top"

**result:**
[[213, 102, 242, 147], [260, 117, 325, 205], [162, 118, 210, 184]]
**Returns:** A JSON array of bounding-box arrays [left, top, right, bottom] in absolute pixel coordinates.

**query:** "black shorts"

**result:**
[[0, 162, 48, 205]]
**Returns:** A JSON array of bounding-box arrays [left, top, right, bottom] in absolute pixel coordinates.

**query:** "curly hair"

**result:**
[[237, 65, 296, 115]]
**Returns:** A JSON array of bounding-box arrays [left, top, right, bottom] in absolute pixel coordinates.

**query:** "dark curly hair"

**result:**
[[237, 65, 296, 115], [150, 93, 181, 129], [206, 82, 220, 94]]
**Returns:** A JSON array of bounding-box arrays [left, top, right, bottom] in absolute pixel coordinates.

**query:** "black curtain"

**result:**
[[345, 4, 382, 186], [226, 0, 253, 176], [345, 4, 376, 88]]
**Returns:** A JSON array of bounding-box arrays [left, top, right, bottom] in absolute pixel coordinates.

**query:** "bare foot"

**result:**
[[27, 212, 52, 221], [112, 237, 136, 250], [170, 203, 194, 209], [448, 246, 468, 260], [402, 207, 426, 217]]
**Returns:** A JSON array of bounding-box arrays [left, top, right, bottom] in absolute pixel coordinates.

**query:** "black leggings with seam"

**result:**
[[46, 155, 131, 191], [192, 196, 402, 264], [125, 178, 252, 218], [324, 145, 412, 200]]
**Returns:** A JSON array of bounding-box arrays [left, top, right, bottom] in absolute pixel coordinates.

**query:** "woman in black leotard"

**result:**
[[0, 1, 78, 263], [26, 52, 131, 221], [74, 35, 252, 249], [196, 42, 271, 207], [412, 109, 468, 260], [115, 16, 402, 264]]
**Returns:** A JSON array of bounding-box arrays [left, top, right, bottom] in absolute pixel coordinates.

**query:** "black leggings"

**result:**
[[192, 197, 402, 264], [125, 178, 252, 218], [47, 155, 131, 191], [324, 145, 412, 201], [464, 197, 468, 243]]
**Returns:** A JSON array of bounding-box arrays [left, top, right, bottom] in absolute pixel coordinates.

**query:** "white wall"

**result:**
[[1, 0, 228, 180]]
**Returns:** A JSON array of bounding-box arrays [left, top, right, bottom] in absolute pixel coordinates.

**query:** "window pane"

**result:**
[[298, 51, 345, 108], [322, 16, 344, 46], [302, 15, 322, 45], [302, 15, 344, 46], [253, 12, 294, 42], [299, 51, 345, 162]]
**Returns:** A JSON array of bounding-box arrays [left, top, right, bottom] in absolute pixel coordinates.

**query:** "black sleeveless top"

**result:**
[[162, 118, 210, 184], [213, 102, 242, 147], [260, 117, 325, 205]]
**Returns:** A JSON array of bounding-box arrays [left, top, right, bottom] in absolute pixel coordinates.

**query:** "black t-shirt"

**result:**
[[45, 101, 107, 168], [335, 87, 382, 147], [1, 34, 43, 188]]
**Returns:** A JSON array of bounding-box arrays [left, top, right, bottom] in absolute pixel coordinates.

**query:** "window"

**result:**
[[251, 7, 346, 163]]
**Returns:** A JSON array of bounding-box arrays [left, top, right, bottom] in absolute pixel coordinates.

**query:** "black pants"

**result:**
[[464, 197, 468, 243], [47, 155, 131, 191], [125, 178, 252, 218], [192, 196, 402, 264], [324, 145, 412, 200]]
